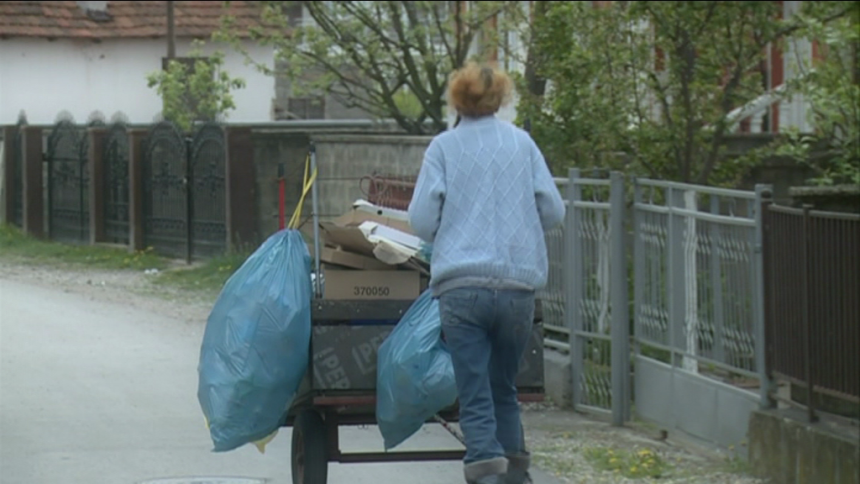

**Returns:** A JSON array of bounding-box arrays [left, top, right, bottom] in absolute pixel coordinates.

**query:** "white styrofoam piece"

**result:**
[[372, 240, 413, 265], [352, 199, 411, 222], [358, 221, 423, 251]]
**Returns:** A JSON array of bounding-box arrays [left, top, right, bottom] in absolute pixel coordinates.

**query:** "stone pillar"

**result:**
[[88, 127, 108, 244], [21, 126, 43, 238], [128, 129, 147, 252], [225, 127, 257, 250], [2, 126, 16, 225]]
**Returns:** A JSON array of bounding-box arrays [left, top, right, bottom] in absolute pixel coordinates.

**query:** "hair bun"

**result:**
[[447, 62, 514, 118]]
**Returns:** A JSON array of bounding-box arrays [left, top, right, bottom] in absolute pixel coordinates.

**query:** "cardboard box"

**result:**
[[309, 243, 395, 271], [311, 325, 396, 390], [323, 269, 421, 300], [310, 323, 545, 391]]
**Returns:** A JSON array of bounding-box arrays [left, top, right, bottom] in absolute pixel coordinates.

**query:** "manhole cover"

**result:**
[[139, 479, 266, 484]]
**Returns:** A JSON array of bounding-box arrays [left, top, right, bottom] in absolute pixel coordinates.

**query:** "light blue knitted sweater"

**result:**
[[408, 115, 566, 296]]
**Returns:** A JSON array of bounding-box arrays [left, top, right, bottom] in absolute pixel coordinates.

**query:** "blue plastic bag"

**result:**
[[376, 290, 459, 450], [197, 229, 312, 452]]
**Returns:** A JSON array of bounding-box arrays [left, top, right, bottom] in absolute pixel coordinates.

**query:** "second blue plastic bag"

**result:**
[[197, 229, 312, 452], [376, 290, 459, 450]]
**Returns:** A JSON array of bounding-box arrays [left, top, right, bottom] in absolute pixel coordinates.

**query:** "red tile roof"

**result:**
[[0, 1, 278, 40]]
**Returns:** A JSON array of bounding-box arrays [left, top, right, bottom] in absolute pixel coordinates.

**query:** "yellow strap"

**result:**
[[288, 154, 317, 230]]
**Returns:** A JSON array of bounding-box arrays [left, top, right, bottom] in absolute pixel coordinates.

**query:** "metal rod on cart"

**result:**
[[433, 414, 466, 446], [277, 163, 285, 230], [310, 142, 322, 298]]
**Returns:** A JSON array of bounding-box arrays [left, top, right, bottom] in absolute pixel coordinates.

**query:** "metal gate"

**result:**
[[143, 121, 226, 261], [189, 123, 227, 257], [566, 170, 630, 425], [47, 120, 89, 244], [103, 122, 129, 244], [143, 121, 188, 259]]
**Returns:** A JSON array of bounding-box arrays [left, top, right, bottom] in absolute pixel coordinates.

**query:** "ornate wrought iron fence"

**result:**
[[189, 123, 227, 257], [143, 121, 188, 259], [47, 119, 89, 244], [11, 116, 26, 228], [103, 122, 130, 244], [142, 120, 227, 261]]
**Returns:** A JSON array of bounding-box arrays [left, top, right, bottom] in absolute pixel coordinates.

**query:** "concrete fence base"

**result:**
[[748, 408, 859, 484]]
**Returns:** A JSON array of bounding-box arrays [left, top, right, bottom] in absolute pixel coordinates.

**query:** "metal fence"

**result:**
[[570, 171, 631, 424], [103, 122, 130, 244], [538, 178, 569, 353], [763, 204, 860, 421], [142, 120, 228, 261], [632, 180, 767, 390], [540, 170, 774, 445], [538, 171, 631, 424], [631, 180, 770, 446], [46, 119, 91, 244], [11, 117, 25, 228]]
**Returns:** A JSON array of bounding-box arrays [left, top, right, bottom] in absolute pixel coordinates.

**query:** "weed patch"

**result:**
[[584, 445, 673, 479]]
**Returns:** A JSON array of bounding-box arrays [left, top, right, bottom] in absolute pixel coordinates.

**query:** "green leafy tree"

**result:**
[[146, 43, 247, 133], [775, 1, 859, 186], [518, 1, 853, 184], [218, 1, 526, 134]]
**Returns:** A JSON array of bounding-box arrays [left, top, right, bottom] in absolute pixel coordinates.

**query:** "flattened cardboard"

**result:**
[[323, 269, 420, 300], [319, 222, 377, 256], [310, 243, 395, 270], [334, 209, 413, 235]]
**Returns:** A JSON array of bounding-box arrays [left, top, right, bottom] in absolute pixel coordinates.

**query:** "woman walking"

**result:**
[[408, 62, 566, 484]]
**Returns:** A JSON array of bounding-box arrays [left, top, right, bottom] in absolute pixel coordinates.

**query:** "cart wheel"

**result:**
[[291, 409, 328, 484]]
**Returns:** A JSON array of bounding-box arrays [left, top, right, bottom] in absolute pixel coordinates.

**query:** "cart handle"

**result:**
[[288, 153, 317, 230]]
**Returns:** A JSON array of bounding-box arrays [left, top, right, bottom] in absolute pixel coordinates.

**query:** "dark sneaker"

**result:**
[[471, 474, 504, 484], [503, 469, 533, 484]]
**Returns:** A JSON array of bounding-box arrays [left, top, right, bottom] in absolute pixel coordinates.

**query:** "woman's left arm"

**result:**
[[408, 140, 446, 243]]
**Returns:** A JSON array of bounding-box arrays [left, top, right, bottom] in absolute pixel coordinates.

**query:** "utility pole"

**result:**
[[167, 0, 176, 60]]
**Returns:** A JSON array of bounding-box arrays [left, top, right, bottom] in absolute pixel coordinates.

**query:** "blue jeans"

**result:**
[[439, 287, 535, 466]]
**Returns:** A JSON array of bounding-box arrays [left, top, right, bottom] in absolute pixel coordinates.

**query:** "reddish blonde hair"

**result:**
[[447, 62, 514, 118]]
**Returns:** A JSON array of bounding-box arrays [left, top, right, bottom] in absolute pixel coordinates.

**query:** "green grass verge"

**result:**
[[155, 251, 250, 296], [1, 223, 252, 298], [0, 224, 166, 271]]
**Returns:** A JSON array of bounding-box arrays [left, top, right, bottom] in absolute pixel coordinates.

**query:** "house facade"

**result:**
[[0, 1, 276, 126]]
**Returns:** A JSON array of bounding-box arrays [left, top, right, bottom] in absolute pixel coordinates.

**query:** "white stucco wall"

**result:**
[[0, 37, 274, 125]]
